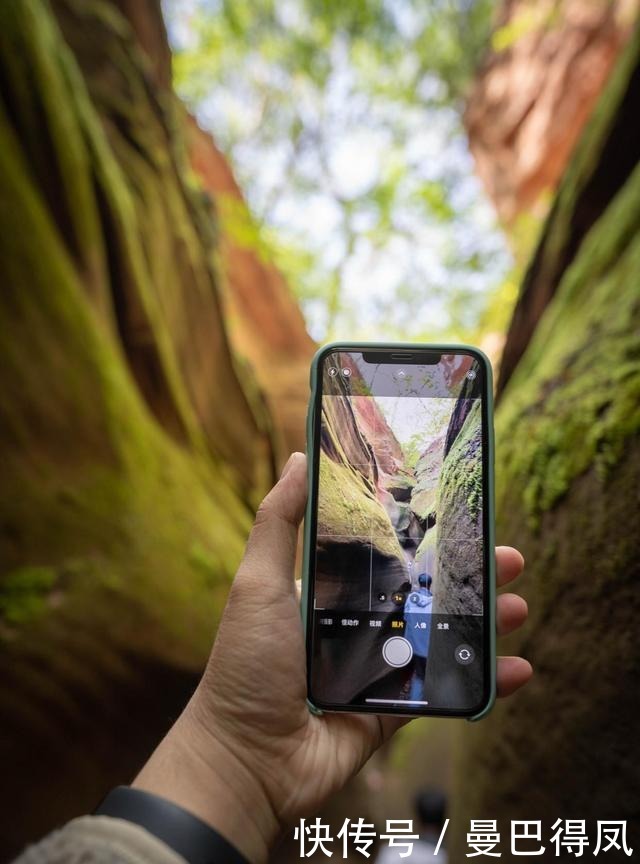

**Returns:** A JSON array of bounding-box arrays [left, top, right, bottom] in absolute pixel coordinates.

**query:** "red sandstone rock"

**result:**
[[466, 0, 638, 226], [186, 116, 315, 460]]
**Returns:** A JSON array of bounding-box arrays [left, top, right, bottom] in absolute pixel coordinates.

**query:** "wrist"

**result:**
[[132, 702, 280, 864]]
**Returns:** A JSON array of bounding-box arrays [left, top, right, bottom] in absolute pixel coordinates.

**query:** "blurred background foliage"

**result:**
[[165, 0, 515, 342]]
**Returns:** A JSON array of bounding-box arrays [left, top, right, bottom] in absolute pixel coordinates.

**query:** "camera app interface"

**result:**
[[310, 351, 486, 713]]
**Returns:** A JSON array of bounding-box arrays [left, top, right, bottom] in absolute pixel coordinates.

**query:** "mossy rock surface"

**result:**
[[450, 23, 640, 857], [319, 384, 405, 563], [317, 455, 402, 559], [0, 566, 57, 625], [432, 401, 482, 615], [0, 0, 273, 853]]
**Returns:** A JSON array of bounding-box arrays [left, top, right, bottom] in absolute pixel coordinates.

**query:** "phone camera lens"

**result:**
[[341, 368, 351, 378], [466, 369, 477, 381]]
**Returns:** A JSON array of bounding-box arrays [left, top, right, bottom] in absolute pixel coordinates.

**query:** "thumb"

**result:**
[[235, 452, 307, 597]]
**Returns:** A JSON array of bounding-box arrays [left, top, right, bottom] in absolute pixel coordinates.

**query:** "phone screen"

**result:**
[[307, 349, 490, 715]]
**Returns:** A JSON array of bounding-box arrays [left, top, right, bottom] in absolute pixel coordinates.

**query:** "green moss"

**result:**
[[415, 523, 437, 559], [0, 0, 266, 673], [188, 542, 224, 590], [438, 401, 483, 522], [496, 161, 640, 527], [0, 566, 57, 624], [318, 454, 403, 560], [450, 28, 640, 855], [408, 436, 445, 520], [0, 1, 108, 293]]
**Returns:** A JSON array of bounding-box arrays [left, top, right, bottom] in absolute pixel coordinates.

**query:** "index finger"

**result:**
[[496, 546, 525, 587]]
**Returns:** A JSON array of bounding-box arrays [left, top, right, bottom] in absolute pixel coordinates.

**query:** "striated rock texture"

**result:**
[[433, 401, 483, 616], [313, 363, 406, 700], [351, 395, 404, 477], [410, 369, 483, 616], [452, 22, 640, 857], [317, 364, 404, 562], [0, 0, 306, 855], [466, 0, 638, 227]]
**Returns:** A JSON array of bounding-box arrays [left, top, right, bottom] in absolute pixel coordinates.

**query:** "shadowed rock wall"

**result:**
[[452, 21, 640, 858], [0, 0, 309, 855], [435, 401, 483, 616]]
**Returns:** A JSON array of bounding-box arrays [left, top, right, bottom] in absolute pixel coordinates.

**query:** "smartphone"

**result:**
[[302, 343, 495, 719]]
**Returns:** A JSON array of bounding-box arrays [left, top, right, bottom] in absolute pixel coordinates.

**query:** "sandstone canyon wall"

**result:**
[[452, 17, 640, 857], [434, 400, 483, 617], [466, 0, 638, 229], [315, 354, 485, 705], [0, 0, 311, 855], [186, 116, 315, 459]]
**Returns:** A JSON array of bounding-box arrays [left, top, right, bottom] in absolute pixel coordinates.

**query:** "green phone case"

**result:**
[[300, 341, 496, 721]]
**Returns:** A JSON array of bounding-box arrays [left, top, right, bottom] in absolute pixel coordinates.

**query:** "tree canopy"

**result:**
[[165, 0, 513, 341]]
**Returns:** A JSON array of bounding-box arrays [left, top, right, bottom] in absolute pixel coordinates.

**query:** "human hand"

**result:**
[[134, 452, 532, 862]]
